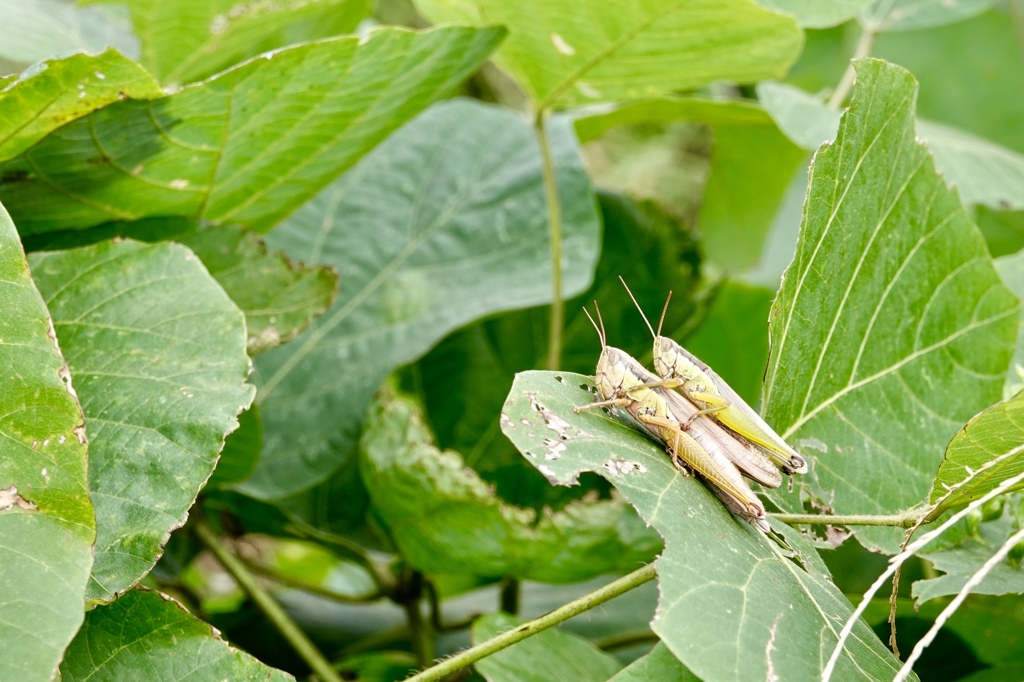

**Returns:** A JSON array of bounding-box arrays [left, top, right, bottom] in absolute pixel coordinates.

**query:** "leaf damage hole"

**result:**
[[602, 458, 647, 477], [554, 375, 564, 383], [0, 486, 37, 512]]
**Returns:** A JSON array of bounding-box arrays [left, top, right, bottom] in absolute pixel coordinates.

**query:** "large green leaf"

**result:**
[[0, 203, 93, 681], [241, 99, 601, 499], [0, 26, 505, 235], [360, 391, 660, 581], [0, 48, 162, 163], [28, 240, 255, 601], [762, 60, 1019, 551], [83, 0, 369, 85], [0, 0, 137, 66], [502, 371, 906, 681], [472, 612, 623, 682], [60, 588, 293, 680], [415, 0, 803, 109]]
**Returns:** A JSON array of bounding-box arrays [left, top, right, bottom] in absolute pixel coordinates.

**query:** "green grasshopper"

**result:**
[[619, 277, 808, 475], [573, 304, 777, 532]]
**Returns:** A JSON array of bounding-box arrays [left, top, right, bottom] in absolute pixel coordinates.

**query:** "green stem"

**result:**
[[499, 577, 520, 615], [535, 109, 564, 371], [403, 563, 657, 682], [826, 24, 877, 110], [401, 572, 433, 667], [194, 521, 344, 682], [772, 511, 920, 527]]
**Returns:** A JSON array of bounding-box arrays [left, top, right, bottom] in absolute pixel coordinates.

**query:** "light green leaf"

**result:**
[[913, 514, 1024, 604], [763, 60, 1019, 551], [472, 612, 623, 682], [862, 0, 998, 31], [360, 391, 661, 581], [929, 391, 1024, 509], [84, 0, 370, 86], [756, 0, 872, 27], [609, 643, 698, 682], [996, 251, 1024, 395], [502, 371, 906, 681], [60, 588, 293, 681], [241, 99, 600, 499], [0, 25, 505, 235], [0, 0, 138, 65], [28, 240, 255, 601], [415, 0, 803, 109], [0, 48, 162, 163], [0, 203, 93, 681], [756, 81, 840, 150]]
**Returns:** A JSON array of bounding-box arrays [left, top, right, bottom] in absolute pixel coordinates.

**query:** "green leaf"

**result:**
[[415, 0, 803, 109], [28, 240, 255, 601], [241, 99, 601, 499], [609, 643, 698, 682], [0, 26, 505, 235], [0, 48, 162, 163], [209, 405, 262, 487], [60, 588, 293, 680], [360, 391, 660, 581], [335, 652, 417, 682], [0, 203, 93, 681], [502, 371, 906, 681], [0, 0, 138, 66], [757, 0, 872, 27], [996, 251, 1024, 394], [573, 96, 772, 143], [176, 225, 339, 355], [763, 60, 1019, 551], [472, 612, 623, 682], [913, 514, 1024, 604], [861, 0, 998, 31], [929, 391, 1024, 509], [84, 0, 370, 85]]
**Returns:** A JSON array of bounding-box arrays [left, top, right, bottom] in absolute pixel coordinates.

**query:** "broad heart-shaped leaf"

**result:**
[[929, 390, 1024, 509], [60, 588, 293, 680], [502, 371, 906, 681], [0, 203, 93, 682], [0, 25, 505, 235], [472, 612, 623, 682], [360, 391, 661, 581], [609, 643, 698, 682], [0, 48, 162, 163], [415, 0, 802, 110], [913, 514, 1024, 604], [83, 0, 369, 86], [240, 99, 601, 499], [762, 60, 1019, 551], [28, 240, 255, 602]]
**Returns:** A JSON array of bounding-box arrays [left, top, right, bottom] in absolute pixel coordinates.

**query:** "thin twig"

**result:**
[[772, 511, 920, 527], [826, 25, 877, 110], [535, 109, 565, 371]]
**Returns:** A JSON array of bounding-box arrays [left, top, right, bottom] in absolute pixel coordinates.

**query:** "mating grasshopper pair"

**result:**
[[573, 280, 807, 532]]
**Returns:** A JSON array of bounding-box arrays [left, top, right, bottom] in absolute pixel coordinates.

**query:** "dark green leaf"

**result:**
[[335, 651, 417, 682], [209, 405, 262, 487], [85, 0, 370, 85], [0, 26, 505, 234], [360, 391, 660, 581], [241, 100, 601, 499], [609, 643, 698, 682], [502, 371, 906, 681], [0, 48, 161, 163], [60, 588, 293, 680], [29, 240, 255, 601], [472, 612, 623, 682], [415, 0, 802, 109], [0, 203, 93, 681], [763, 60, 1019, 551]]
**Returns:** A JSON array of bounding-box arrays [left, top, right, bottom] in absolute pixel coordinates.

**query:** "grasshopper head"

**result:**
[[593, 346, 643, 401], [653, 336, 714, 393]]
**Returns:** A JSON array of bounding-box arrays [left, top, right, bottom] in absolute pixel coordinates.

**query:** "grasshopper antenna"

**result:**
[[656, 291, 673, 338], [582, 305, 605, 349], [618, 276, 656, 339]]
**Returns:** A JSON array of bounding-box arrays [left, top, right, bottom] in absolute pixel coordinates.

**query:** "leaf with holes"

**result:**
[[762, 60, 1019, 551]]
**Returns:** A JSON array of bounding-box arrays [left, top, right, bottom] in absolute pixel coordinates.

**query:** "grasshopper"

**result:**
[[619, 277, 808, 475], [572, 304, 776, 532]]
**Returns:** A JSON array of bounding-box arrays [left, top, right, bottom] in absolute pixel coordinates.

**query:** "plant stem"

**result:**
[[772, 511, 920, 527], [194, 521, 344, 682], [499, 577, 520, 615], [826, 24, 877, 110], [404, 597, 434, 668], [403, 563, 657, 682], [535, 109, 564, 371]]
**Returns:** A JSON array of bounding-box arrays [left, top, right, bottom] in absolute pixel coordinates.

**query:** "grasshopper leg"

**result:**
[[573, 397, 632, 414]]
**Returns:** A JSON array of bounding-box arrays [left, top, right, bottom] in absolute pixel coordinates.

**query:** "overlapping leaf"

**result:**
[[0, 25, 505, 234], [84, 0, 369, 85], [0, 0, 137, 66], [415, 0, 802, 109], [861, 0, 998, 31], [502, 371, 906, 681], [763, 60, 1019, 551], [241, 99, 601, 499], [758, 0, 872, 27], [0, 203, 94, 681], [609, 643, 697, 682], [29, 240, 254, 601], [360, 392, 660, 581], [60, 589, 292, 680]]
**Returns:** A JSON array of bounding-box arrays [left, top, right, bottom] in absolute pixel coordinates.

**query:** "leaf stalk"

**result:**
[[535, 109, 565, 371]]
